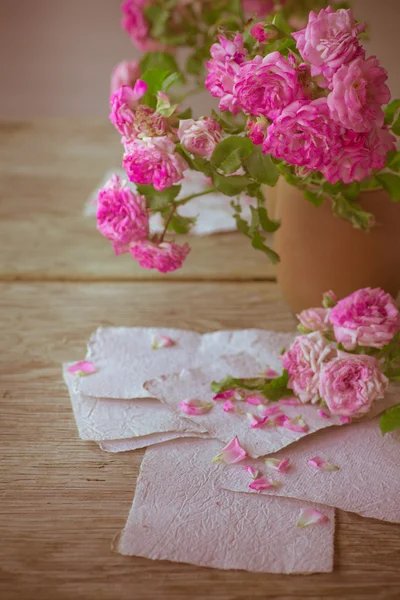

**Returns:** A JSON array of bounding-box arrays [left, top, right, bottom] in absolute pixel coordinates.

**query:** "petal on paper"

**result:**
[[340, 416, 352, 424], [249, 476, 276, 491], [244, 465, 259, 479], [211, 436, 247, 464], [318, 409, 330, 419], [179, 399, 213, 416], [67, 361, 96, 376], [297, 507, 329, 528], [223, 399, 236, 412], [258, 405, 282, 417], [283, 416, 309, 433], [246, 395, 264, 406], [279, 397, 301, 406], [213, 390, 235, 401], [265, 368, 279, 378], [151, 335, 175, 350], [265, 457, 290, 473], [307, 457, 340, 472], [247, 413, 269, 429], [271, 413, 289, 427]]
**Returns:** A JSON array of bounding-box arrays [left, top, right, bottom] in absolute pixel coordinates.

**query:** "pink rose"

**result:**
[[243, 0, 274, 18], [205, 34, 247, 115], [109, 81, 148, 137], [262, 98, 341, 171], [319, 352, 388, 417], [247, 118, 268, 145], [329, 287, 400, 350], [292, 7, 366, 85], [121, 0, 165, 52], [96, 174, 149, 254], [281, 332, 333, 404], [110, 59, 141, 95], [322, 126, 395, 185], [130, 240, 190, 273], [297, 308, 331, 333], [123, 136, 188, 191], [327, 56, 391, 132], [234, 53, 307, 119], [250, 23, 270, 43], [178, 118, 223, 159]]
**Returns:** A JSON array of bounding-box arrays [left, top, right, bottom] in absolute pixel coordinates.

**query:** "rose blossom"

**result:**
[[281, 332, 334, 404], [178, 117, 223, 159], [96, 174, 149, 254], [262, 98, 341, 171], [329, 287, 400, 350], [130, 240, 190, 273], [297, 308, 331, 332], [110, 59, 141, 94], [292, 7, 365, 85], [234, 53, 307, 119], [322, 126, 395, 185], [123, 136, 188, 191], [109, 81, 147, 137], [121, 0, 165, 51], [327, 56, 391, 132], [250, 23, 270, 43], [205, 34, 247, 114], [319, 352, 388, 417], [247, 118, 269, 145]]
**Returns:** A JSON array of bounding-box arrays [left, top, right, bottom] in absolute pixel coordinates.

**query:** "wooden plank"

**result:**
[[1, 281, 400, 600], [0, 120, 275, 281]]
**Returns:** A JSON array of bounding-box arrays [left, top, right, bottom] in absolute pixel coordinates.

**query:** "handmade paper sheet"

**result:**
[[85, 169, 256, 236], [100, 432, 211, 453], [217, 417, 400, 523], [117, 438, 335, 573], [77, 327, 294, 399]]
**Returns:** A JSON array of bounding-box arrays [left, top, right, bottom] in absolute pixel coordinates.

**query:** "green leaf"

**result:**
[[386, 151, 400, 173], [392, 116, 400, 136], [251, 230, 280, 264], [332, 195, 374, 230], [384, 99, 400, 126], [376, 173, 400, 201], [140, 52, 180, 77], [211, 136, 254, 174], [167, 213, 196, 234], [261, 370, 292, 401], [379, 403, 400, 435], [161, 72, 181, 92], [136, 184, 181, 211], [141, 68, 171, 108], [303, 189, 324, 207], [211, 110, 246, 135], [255, 192, 280, 232], [342, 182, 361, 201], [177, 107, 193, 120], [244, 148, 280, 186], [212, 172, 252, 196]]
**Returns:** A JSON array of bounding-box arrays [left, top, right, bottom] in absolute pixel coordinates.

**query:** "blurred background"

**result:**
[[0, 0, 399, 118]]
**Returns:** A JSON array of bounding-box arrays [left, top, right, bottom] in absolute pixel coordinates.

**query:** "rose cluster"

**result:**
[[206, 7, 396, 184], [281, 287, 399, 417]]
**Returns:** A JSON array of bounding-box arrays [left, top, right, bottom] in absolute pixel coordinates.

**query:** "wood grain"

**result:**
[[0, 120, 275, 281], [1, 282, 400, 600]]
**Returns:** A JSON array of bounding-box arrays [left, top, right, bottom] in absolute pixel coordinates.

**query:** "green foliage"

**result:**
[[386, 151, 400, 173], [136, 184, 181, 211], [140, 52, 180, 77], [303, 189, 324, 207], [332, 194, 374, 231], [211, 110, 246, 135], [167, 213, 196, 234], [210, 370, 291, 402], [211, 136, 254, 174], [376, 173, 400, 201], [211, 172, 253, 196], [384, 99, 400, 126], [261, 370, 292, 401], [380, 403, 400, 435], [244, 148, 280, 186]]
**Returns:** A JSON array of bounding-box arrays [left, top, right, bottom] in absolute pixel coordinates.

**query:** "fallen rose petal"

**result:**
[[213, 390, 235, 401], [152, 335, 175, 349], [318, 409, 330, 419], [249, 476, 276, 491], [180, 399, 213, 416], [246, 395, 265, 406], [244, 465, 259, 479], [271, 413, 288, 427], [265, 457, 290, 473], [247, 413, 269, 429], [340, 416, 352, 424], [297, 507, 329, 528], [212, 436, 247, 464], [67, 361, 96, 376], [307, 457, 340, 472], [279, 397, 301, 406], [223, 399, 236, 412], [265, 368, 278, 378], [283, 416, 309, 433], [259, 405, 282, 417]]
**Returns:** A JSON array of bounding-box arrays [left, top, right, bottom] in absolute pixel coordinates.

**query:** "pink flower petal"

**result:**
[[246, 394, 264, 406], [133, 79, 148, 98], [213, 390, 234, 401], [271, 413, 288, 427], [258, 405, 282, 417], [265, 457, 291, 473], [212, 436, 247, 464], [279, 397, 301, 406], [223, 399, 236, 412], [247, 413, 269, 429], [283, 416, 309, 433], [67, 361, 96, 376], [179, 399, 213, 416], [307, 457, 340, 472], [318, 409, 330, 419], [249, 476, 276, 491], [244, 465, 259, 479], [265, 368, 278, 378], [151, 335, 175, 349], [297, 507, 329, 528], [340, 416, 352, 424]]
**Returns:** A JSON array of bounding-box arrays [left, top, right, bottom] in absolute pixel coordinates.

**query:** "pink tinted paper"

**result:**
[[117, 438, 334, 573], [63, 367, 206, 441], [218, 417, 400, 522], [78, 327, 294, 399], [100, 432, 211, 453], [144, 355, 350, 458]]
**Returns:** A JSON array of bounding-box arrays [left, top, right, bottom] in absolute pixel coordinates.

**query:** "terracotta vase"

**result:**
[[273, 178, 400, 313]]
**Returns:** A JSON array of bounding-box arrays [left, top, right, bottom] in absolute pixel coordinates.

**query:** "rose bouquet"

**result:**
[[210, 287, 400, 433], [98, 4, 400, 274]]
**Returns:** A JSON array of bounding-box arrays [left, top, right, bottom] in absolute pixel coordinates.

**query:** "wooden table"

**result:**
[[1, 120, 400, 600]]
